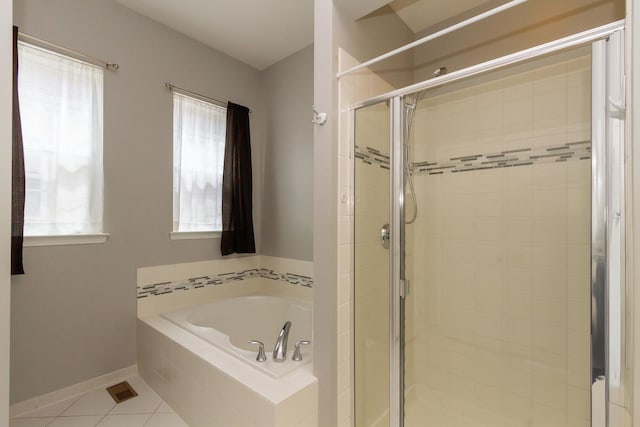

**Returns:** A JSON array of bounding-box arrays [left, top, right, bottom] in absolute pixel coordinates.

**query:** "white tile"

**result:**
[[144, 412, 188, 427], [48, 416, 104, 427], [61, 388, 116, 416], [9, 419, 54, 427], [96, 414, 152, 427], [14, 396, 79, 419], [154, 402, 174, 414]]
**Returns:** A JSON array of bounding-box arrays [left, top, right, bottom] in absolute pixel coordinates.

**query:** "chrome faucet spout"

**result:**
[[272, 321, 292, 362]]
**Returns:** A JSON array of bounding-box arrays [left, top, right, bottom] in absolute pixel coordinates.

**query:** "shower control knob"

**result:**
[[248, 340, 267, 362], [292, 340, 311, 361]]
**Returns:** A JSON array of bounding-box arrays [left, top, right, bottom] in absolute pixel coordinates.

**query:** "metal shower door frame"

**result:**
[[381, 26, 626, 427]]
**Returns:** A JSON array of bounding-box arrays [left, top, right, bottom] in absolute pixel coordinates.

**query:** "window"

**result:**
[[18, 42, 104, 238], [172, 93, 226, 234]]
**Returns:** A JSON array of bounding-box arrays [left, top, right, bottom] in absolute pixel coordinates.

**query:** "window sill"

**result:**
[[170, 231, 221, 240], [24, 233, 110, 247]]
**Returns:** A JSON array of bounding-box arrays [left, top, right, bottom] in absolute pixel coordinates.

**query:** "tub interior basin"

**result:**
[[186, 295, 312, 352]]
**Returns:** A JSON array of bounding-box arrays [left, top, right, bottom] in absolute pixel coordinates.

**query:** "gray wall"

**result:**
[[11, 0, 268, 403], [262, 45, 314, 261]]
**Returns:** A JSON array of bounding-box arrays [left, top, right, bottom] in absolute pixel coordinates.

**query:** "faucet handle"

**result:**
[[292, 340, 311, 361], [248, 340, 267, 362]]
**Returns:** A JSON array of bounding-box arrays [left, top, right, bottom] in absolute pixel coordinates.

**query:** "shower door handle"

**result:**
[[380, 224, 390, 249]]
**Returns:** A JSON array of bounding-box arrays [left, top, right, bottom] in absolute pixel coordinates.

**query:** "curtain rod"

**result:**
[[18, 31, 119, 71], [337, 0, 528, 78], [165, 83, 252, 113]]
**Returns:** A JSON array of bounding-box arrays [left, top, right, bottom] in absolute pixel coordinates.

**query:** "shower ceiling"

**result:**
[[114, 0, 496, 70], [387, 0, 495, 33]]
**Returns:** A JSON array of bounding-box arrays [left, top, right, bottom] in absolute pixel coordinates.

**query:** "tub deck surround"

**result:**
[[136, 256, 317, 426], [138, 317, 318, 427]]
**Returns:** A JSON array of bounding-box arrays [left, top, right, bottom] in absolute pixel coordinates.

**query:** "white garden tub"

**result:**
[[162, 295, 312, 378]]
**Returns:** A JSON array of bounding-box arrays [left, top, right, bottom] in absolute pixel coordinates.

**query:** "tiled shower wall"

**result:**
[[347, 53, 594, 427], [404, 55, 592, 427]]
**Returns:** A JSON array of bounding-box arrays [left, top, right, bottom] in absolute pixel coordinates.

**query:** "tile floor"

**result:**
[[10, 375, 188, 427]]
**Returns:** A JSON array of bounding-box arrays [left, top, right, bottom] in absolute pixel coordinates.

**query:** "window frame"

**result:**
[[170, 90, 227, 240], [18, 40, 107, 247]]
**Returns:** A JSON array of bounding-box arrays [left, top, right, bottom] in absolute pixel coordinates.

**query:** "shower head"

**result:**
[[433, 66, 448, 78]]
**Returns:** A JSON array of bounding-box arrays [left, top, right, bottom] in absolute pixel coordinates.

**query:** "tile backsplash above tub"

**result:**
[[136, 256, 313, 317], [138, 268, 313, 299]]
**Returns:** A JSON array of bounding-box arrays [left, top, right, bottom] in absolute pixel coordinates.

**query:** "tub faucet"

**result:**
[[273, 321, 291, 362]]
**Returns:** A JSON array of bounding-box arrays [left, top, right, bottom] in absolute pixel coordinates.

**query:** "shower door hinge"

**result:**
[[400, 279, 409, 298]]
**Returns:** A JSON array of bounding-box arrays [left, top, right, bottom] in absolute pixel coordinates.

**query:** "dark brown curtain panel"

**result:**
[[12, 26, 25, 275], [221, 102, 255, 255]]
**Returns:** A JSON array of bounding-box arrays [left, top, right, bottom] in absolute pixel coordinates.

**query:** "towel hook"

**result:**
[[312, 105, 327, 125]]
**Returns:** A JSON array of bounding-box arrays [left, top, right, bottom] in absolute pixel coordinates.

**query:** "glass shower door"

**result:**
[[403, 51, 595, 427], [353, 101, 391, 427]]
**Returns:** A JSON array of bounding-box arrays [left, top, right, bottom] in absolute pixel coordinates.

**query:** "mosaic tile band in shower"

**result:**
[[413, 140, 592, 175], [137, 268, 313, 299], [354, 141, 591, 175], [354, 145, 390, 170]]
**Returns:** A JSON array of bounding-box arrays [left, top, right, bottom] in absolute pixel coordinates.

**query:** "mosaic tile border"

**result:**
[[354, 145, 390, 170], [413, 140, 591, 175], [355, 141, 591, 174], [137, 268, 313, 299]]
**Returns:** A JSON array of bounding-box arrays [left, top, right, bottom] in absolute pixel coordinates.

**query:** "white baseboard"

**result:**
[[10, 365, 137, 418]]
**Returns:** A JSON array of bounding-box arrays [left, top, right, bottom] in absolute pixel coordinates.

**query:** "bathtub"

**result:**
[[162, 295, 312, 378]]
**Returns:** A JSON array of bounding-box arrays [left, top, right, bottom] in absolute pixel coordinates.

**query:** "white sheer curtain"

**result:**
[[18, 43, 104, 236], [173, 93, 226, 232]]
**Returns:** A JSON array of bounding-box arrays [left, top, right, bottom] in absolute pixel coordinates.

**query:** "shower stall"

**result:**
[[352, 22, 626, 427]]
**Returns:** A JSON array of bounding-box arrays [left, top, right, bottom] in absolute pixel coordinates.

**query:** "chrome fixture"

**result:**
[[404, 90, 425, 225], [248, 340, 267, 362], [380, 224, 390, 249], [272, 321, 292, 362], [292, 340, 311, 361], [433, 66, 448, 77]]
